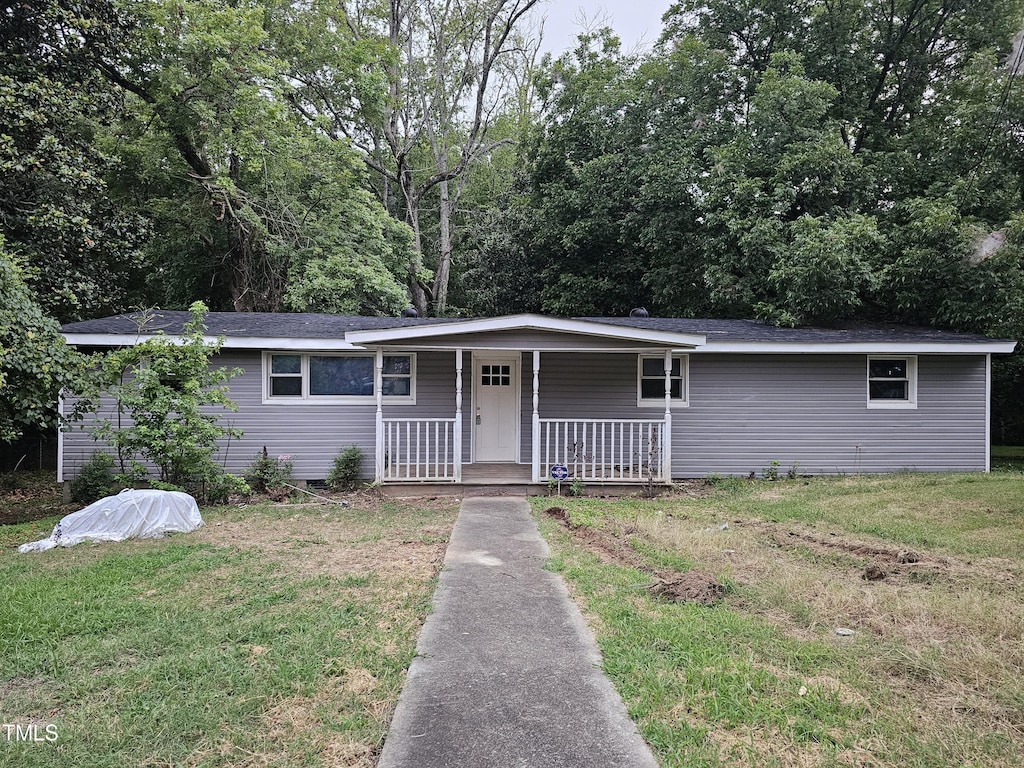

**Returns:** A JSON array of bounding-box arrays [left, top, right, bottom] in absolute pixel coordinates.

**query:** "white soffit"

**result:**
[[343, 314, 707, 348]]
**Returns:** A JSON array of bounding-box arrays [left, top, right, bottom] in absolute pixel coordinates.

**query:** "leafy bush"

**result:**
[[198, 473, 250, 505], [244, 447, 294, 495], [327, 445, 362, 491], [70, 452, 119, 504], [86, 302, 243, 490]]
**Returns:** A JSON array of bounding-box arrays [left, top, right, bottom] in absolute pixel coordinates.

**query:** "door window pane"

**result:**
[[481, 364, 511, 386]]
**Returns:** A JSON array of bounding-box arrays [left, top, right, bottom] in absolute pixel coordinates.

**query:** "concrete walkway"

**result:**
[[377, 497, 658, 768]]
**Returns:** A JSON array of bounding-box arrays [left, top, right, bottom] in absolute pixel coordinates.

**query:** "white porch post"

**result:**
[[374, 349, 384, 483], [454, 348, 463, 483], [663, 349, 673, 482], [532, 351, 541, 483]]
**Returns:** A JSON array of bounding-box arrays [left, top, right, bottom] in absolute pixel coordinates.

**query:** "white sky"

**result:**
[[531, 0, 672, 56]]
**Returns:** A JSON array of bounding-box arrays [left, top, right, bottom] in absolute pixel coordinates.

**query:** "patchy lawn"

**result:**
[[0, 494, 458, 767], [534, 473, 1024, 768]]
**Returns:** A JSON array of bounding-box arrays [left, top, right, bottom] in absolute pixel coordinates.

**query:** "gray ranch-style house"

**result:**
[[59, 312, 1017, 488]]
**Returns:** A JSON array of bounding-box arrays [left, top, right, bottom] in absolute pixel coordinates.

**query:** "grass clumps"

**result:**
[[534, 472, 1024, 768], [0, 497, 458, 767]]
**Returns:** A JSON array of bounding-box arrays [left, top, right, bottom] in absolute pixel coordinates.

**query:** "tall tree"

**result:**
[[95, 0, 410, 314], [0, 235, 83, 442], [290, 0, 542, 315], [0, 0, 150, 321]]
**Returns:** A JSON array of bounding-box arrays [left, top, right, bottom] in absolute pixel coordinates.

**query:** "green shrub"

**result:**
[[196, 473, 250, 505], [70, 452, 119, 504], [86, 302, 243, 488], [327, 445, 363, 491], [244, 447, 294, 494]]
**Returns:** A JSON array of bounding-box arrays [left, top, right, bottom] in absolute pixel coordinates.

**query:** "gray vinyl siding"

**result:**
[[61, 349, 990, 482], [679, 354, 988, 476], [212, 350, 376, 479], [62, 350, 463, 482], [514, 352, 988, 476]]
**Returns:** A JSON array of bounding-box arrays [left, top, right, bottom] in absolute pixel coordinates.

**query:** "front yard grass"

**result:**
[[534, 472, 1024, 768], [0, 495, 458, 767]]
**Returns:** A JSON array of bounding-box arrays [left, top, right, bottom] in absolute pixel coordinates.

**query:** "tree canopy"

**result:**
[[2, 0, 1024, 441]]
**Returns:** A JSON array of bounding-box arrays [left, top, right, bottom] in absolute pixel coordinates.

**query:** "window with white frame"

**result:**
[[867, 356, 917, 408], [637, 354, 688, 407], [264, 353, 415, 403]]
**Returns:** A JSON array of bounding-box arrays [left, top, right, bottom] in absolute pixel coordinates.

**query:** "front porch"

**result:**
[[378, 417, 669, 485], [344, 315, 706, 488]]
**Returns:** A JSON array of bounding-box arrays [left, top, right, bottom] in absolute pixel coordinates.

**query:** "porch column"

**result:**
[[374, 349, 384, 483], [454, 348, 463, 483], [532, 351, 541, 483], [663, 349, 673, 482]]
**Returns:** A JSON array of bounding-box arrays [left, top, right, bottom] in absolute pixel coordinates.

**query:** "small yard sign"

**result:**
[[550, 464, 568, 480]]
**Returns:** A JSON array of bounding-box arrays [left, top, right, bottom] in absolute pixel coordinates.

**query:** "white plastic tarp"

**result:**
[[18, 489, 204, 553]]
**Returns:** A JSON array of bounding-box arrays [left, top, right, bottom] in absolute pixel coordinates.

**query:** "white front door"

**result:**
[[473, 355, 520, 462]]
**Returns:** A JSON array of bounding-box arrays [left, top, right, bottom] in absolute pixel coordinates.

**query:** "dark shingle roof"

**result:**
[[580, 317, 1007, 344], [61, 311, 1012, 346], [61, 311, 458, 339]]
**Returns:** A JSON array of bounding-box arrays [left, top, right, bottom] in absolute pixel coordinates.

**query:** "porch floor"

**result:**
[[380, 462, 671, 498]]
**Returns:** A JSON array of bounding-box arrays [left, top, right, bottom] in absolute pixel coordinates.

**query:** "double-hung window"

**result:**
[[637, 354, 688, 407], [867, 356, 917, 409], [264, 353, 415, 403]]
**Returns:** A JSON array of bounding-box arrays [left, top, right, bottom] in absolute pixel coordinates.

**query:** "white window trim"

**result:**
[[866, 355, 917, 409], [637, 354, 689, 408], [262, 351, 416, 405]]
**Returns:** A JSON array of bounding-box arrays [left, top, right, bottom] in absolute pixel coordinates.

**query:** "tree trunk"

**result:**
[[405, 202, 429, 316], [433, 159, 453, 315]]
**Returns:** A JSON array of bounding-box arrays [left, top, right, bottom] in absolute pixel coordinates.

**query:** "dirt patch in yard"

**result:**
[[648, 569, 725, 603], [545, 506, 725, 605], [735, 518, 1021, 590]]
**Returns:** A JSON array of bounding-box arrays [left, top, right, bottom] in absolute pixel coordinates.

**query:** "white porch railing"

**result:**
[[382, 418, 457, 481], [538, 419, 666, 482]]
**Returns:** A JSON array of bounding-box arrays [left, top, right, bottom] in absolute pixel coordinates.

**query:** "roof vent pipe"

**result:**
[[400, 306, 419, 318], [629, 307, 649, 318]]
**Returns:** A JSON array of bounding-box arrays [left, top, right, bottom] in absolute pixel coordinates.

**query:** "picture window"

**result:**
[[265, 353, 414, 403]]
